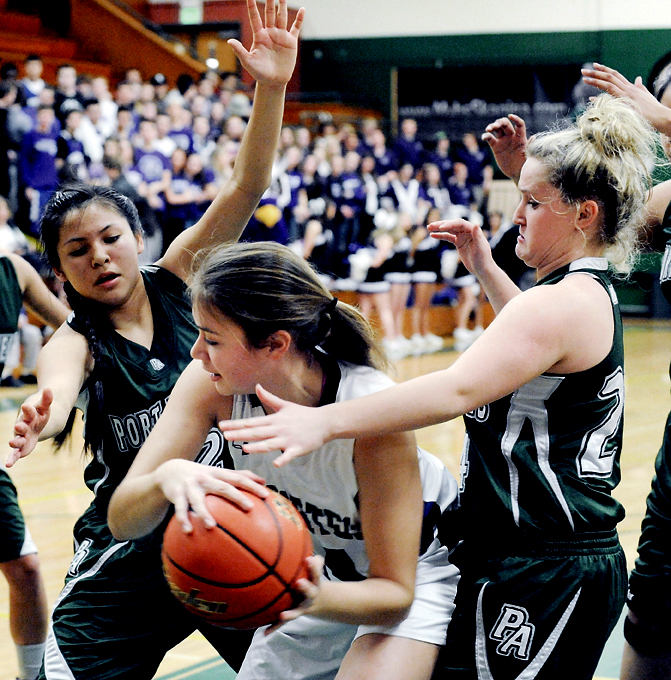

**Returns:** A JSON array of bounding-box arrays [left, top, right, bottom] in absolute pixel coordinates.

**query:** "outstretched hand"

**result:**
[[228, 0, 305, 88], [581, 62, 671, 135], [482, 114, 527, 183], [428, 218, 492, 275], [7, 388, 53, 467], [219, 384, 331, 466]]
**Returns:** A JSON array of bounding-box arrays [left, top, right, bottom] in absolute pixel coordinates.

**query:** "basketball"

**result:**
[[161, 490, 313, 629]]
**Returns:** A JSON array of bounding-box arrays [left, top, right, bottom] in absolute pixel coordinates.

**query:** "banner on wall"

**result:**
[[396, 64, 589, 145]]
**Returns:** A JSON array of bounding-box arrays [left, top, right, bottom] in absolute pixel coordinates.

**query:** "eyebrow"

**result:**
[[64, 224, 114, 246], [196, 324, 218, 335]]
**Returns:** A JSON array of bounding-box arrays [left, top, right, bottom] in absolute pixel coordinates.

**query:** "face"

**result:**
[[25, 60, 42, 80], [57, 67, 76, 91], [191, 306, 265, 397], [513, 158, 579, 273], [54, 203, 144, 307]]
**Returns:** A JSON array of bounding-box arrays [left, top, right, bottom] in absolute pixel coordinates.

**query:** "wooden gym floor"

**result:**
[[0, 318, 669, 680]]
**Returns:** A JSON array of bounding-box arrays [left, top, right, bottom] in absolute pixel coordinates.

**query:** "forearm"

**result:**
[[310, 577, 413, 626], [108, 471, 171, 540], [223, 83, 287, 210], [473, 258, 524, 314]]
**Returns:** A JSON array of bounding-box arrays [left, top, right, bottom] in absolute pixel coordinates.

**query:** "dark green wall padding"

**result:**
[[300, 29, 671, 115]]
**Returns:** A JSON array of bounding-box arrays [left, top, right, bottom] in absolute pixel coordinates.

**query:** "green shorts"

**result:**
[[39, 503, 253, 680], [0, 466, 36, 563], [433, 531, 626, 680]]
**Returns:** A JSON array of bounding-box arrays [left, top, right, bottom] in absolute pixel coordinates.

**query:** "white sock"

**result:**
[[16, 642, 45, 680]]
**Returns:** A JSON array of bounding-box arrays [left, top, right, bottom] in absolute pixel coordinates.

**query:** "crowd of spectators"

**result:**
[[0, 53, 531, 370]]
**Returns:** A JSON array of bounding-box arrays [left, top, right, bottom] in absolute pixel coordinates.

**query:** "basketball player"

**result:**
[[108, 241, 460, 680], [0, 251, 68, 680], [581, 61, 671, 680], [214, 95, 656, 680], [6, 1, 303, 677]]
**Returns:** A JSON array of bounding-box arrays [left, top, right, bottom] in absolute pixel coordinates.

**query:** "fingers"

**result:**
[[37, 388, 53, 415], [226, 39, 248, 62], [265, 0, 276, 29], [246, 0, 264, 34], [276, 0, 288, 30], [255, 384, 286, 413], [290, 7, 305, 37]]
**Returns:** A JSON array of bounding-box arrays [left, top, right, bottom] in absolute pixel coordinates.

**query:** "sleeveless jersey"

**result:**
[[458, 257, 625, 542], [68, 265, 230, 511], [229, 357, 458, 583], [658, 199, 671, 310], [0, 255, 21, 376]]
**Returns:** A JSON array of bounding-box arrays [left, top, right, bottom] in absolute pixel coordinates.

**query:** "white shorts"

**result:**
[[236, 546, 459, 680]]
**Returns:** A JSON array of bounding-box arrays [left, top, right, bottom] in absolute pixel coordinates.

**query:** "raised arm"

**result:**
[[482, 113, 527, 184], [220, 275, 613, 465], [159, 0, 305, 280], [428, 218, 522, 313], [581, 63, 671, 137], [9, 252, 69, 329], [7, 322, 91, 466], [107, 360, 268, 540]]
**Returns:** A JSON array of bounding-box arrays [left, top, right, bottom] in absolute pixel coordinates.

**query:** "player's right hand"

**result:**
[[7, 388, 53, 467]]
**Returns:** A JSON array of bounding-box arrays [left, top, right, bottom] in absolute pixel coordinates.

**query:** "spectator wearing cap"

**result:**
[[150, 73, 170, 111], [54, 64, 84, 126], [20, 55, 45, 109], [429, 131, 454, 186], [19, 104, 59, 234]]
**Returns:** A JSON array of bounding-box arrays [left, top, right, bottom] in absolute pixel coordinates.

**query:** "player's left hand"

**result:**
[[228, 0, 305, 88], [428, 218, 492, 276], [219, 384, 332, 466], [265, 555, 324, 634], [581, 62, 671, 134]]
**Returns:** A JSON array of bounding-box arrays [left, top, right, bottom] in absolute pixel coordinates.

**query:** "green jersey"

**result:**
[[459, 257, 625, 542], [68, 265, 230, 512], [0, 255, 21, 376]]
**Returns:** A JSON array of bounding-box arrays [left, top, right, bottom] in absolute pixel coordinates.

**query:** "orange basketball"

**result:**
[[162, 490, 313, 629]]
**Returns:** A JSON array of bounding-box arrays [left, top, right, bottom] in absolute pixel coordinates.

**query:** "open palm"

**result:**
[[229, 0, 305, 87]]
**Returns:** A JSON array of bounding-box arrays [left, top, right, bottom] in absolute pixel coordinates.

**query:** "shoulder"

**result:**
[[337, 362, 395, 401]]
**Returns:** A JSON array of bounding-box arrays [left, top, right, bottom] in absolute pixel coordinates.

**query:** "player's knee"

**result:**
[[0, 552, 42, 590]]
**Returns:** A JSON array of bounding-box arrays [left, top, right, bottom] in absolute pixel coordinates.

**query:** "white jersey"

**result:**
[[229, 360, 458, 582], [233, 359, 460, 680]]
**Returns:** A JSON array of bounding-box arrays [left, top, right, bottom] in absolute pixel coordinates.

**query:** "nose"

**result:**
[[91, 243, 110, 267], [512, 198, 524, 225], [190, 335, 206, 360]]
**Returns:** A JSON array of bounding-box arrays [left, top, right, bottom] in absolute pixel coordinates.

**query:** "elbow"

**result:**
[[378, 597, 413, 627]]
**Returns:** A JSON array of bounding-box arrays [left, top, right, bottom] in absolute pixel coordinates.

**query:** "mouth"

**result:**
[[95, 272, 119, 287]]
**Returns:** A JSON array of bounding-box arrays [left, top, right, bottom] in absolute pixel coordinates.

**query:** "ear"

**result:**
[[576, 199, 599, 231], [53, 267, 67, 283], [136, 232, 145, 255], [263, 330, 292, 358]]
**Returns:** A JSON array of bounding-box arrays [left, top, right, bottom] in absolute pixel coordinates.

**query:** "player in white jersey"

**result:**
[[108, 241, 460, 680]]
